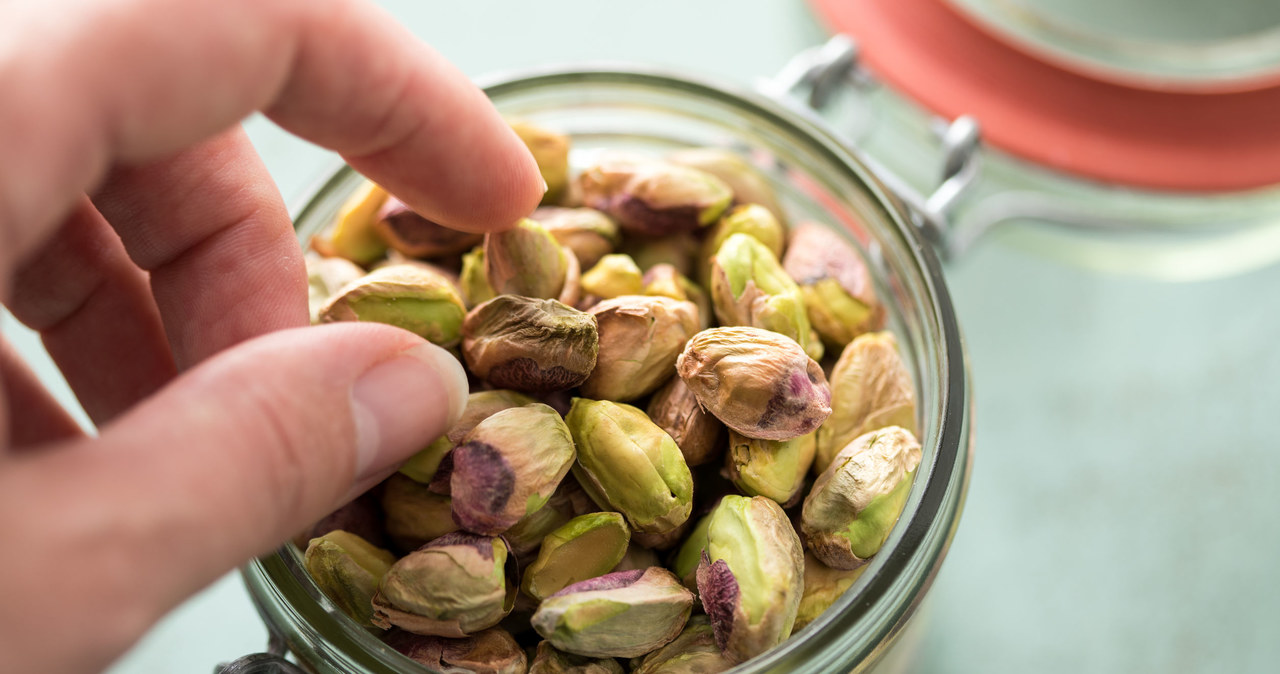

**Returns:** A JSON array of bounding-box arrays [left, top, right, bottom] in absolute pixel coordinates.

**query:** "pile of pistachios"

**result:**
[[299, 120, 922, 673]]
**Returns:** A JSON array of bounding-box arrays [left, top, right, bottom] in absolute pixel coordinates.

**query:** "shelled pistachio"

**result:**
[[724, 431, 815, 507], [305, 253, 365, 324], [577, 159, 733, 236], [698, 204, 787, 285], [782, 223, 884, 348], [630, 615, 733, 674], [707, 232, 817, 359], [532, 567, 695, 658], [318, 263, 467, 347], [511, 120, 571, 204], [460, 245, 497, 308], [485, 218, 580, 304], [815, 331, 917, 473], [523, 512, 631, 601], [581, 295, 700, 402], [646, 376, 724, 468], [312, 180, 388, 264], [462, 296, 599, 392], [667, 147, 786, 228], [580, 254, 645, 300], [534, 206, 621, 270], [528, 641, 626, 674], [373, 195, 483, 259], [793, 552, 868, 632], [383, 627, 527, 673], [381, 473, 458, 552], [304, 531, 396, 627], [400, 390, 537, 484]]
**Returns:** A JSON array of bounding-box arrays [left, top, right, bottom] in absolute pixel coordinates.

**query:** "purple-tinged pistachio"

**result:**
[[671, 512, 714, 591], [793, 551, 868, 632], [698, 204, 787, 286], [381, 473, 459, 553], [529, 641, 626, 674], [485, 218, 574, 301], [532, 567, 694, 658], [319, 263, 467, 347], [646, 376, 724, 467], [398, 436, 452, 486], [642, 264, 713, 330], [630, 615, 733, 674], [815, 332, 917, 473], [450, 403, 576, 535], [534, 206, 620, 269], [567, 399, 693, 536], [676, 327, 831, 441], [304, 530, 396, 627], [373, 195, 483, 259], [708, 233, 816, 358], [611, 543, 661, 574], [372, 532, 517, 637], [801, 426, 921, 570], [511, 120, 571, 204], [460, 246, 496, 308], [295, 491, 386, 549], [667, 148, 786, 228], [462, 296, 599, 393], [523, 512, 631, 601], [312, 180, 388, 265], [400, 390, 538, 485], [384, 627, 527, 674], [581, 296, 700, 402], [782, 223, 885, 348], [305, 253, 365, 324], [577, 159, 732, 236], [622, 232, 699, 277], [725, 431, 816, 507], [696, 495, 804, 664], [580, 254, 645, 300]]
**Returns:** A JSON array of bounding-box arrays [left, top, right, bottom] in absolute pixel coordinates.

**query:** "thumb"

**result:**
[[0, 323, 467, 673]]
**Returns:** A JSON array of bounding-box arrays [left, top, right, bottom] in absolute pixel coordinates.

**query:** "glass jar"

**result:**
[[239, 67, 974, 674]]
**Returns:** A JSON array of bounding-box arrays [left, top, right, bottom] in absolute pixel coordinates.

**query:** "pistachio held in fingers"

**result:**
[[400, 390, 538, 484], [373, 195, 483, 259], [782, 223, 885, 348], [531, 567, 694, 658], [577, 159, 733, 236], [676, 327, 831, 441], [580, 254, 645, 300], [708, 233, 816, 358], [534, 206, 621, 270], [485, 218, 573, 300], [646, 375, 724, 467], [522, 512, 632, 601], [460, 246, 497, 308], [793, 552, 868, 632], [696, 495, 804, 664], [381, 473, 459, 552], [581, 295, 700, 402], [305, 253, 365, 325], [462, 296, 599, 393], [630, 615, 733, 674], [667, 147, 786, 227], [566, 398, 693, 536], [511, 120, 571, 204], [384, 627, 527, 674], [372, 533, 518, 637], [528, 641, 625, 674], [319, 263, 467, 347], [801, 426, 921, 570], [312, 180, 388, 265], [815, 331, 917, 473], [450, 403, 577, 535], [304, 531, 396, 627], [725, 431, 816, 507]]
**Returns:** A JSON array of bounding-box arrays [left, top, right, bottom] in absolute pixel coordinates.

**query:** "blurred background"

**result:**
[[5, 0, 1279, 672]]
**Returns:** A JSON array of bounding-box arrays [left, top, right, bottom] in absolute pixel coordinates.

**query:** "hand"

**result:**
[[0, 0, 544, 671]]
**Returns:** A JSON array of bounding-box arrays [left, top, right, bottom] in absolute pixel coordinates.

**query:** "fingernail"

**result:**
[[539, 176, 549, 194], [349, 342, 468, 480]]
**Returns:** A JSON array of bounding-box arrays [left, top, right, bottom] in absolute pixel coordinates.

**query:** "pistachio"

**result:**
[[503, 476, 595, 564], [460, 246, 497, 308], [667, 148, 786, 227], [305, 253, 365, 324], [372, 532, 518, 637], [373, 195, 483, 259], [581, 296, 700, 402], [696, 495, 804, 663], [462, 296, 599, 392], [801, 426, 921, 570], [450, 403, 577, 535], [400, 390, 538, 484], [398, 436, 453, 486], [485, 218, 579, 303], [384, 627, 527, 674], [646, 376, 724, 467], [611, 542, 661, 574], [529, 641, 625, 674], [312, 180, 389, 265], [580, 254, 645, 300], [782, 223, 884, 348], [566, 398, 693, 536], [630, 615, 733, 674], [523, 512, 631, 601], [708, 233, 815, 357], [642, 264, 713, 331], [622, 232, 699, 277], [815, 332, 917, 473], [381, 474, 459, 552], [304, 531, 396, 627], [532, 567, 694, 658], [670, 511, 714, 591], [535, 206, 621, 269], [676, 327, 831, 441], [698, 204, 787, 286], [511, 120, 571, 204], [725, 431, 815, 507], [577, 159, 732, 236], [319, 263, 467, 347], [793, 551, 867, 632]]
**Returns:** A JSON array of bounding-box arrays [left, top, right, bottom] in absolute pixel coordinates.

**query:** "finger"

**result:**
[[0, 322, 468, 673], [93, 128, 308, 369], [7, 198, 176, 422], [0, 0, 543, 285], [0, 336, 84, 450]]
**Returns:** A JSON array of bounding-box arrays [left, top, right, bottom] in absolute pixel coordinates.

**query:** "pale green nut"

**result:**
[[815, 331, 917, 473], [460, 245, 496, 308], [485, 218, 574, 301], [725, 430, 816, 507], [695, 495, 805, 664], [630, 615, 733, 674], [305, 253, 364, 325], [534, 206, 621, 270], [319, 263, 467, 347], [667, 147, 787, 229], [510, 120, 571, 204], [380, 473, 459, 552], [523, 512, 632, 602], [782, 223, 885, 348], [793, 551, 868, 632], [580, 254, 645, 300], [528, 641, 626, 674], [400, 390, 537, 484], [581, 295, 700, 402], [531, 567, 695, 658], [801, 426, 922, 570], [303, 530, 396, 627], [566, 398, 693, 536], [698, 203, 787, 286], [462, 296, 599, 392], [503, 476, 598, 563], [372, 532, 517, 637], [707, 233, 816, 358], [577, 159, 733, 236]]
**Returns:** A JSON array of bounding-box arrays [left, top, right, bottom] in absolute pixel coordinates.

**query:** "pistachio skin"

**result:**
[[815, 332, 917, 473], [581, 295, 700, 402], [580, 254, 645, 300], [646, 376, 725, 467], [374, 195, 483, 259], [485, 218, 572, 300], [801, 426, 922, 570], [630, 615, 733, 674], [304, 531, 396, 627], [535, 206, 621, 270], [667, 147, 786, 227], [531, 567, 695, 658], [319, 263, 467, 347], [782, 223, 885, 348], [676, 327, 832, 441], [384, 627, 527, 674], [695, 495, 804, 664], [793, 552, 867, 632], [528, 642, 626, 674], [708, 233, 815, 358], [312, 180, 388, 265], [511, 120, 571, 204], [381, 473, 459, 552], [522, 512, 632, 602], [725, 431, 816, 507], [577, 159, 733, 236], [462, 296, 600, 393], [305, 253, 365, 324]]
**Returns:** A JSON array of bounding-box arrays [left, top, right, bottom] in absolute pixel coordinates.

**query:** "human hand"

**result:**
[[0, 0, 544, 671]]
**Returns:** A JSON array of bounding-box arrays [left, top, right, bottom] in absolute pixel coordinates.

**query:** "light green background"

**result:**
[[4, 1, 1278, 672]]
